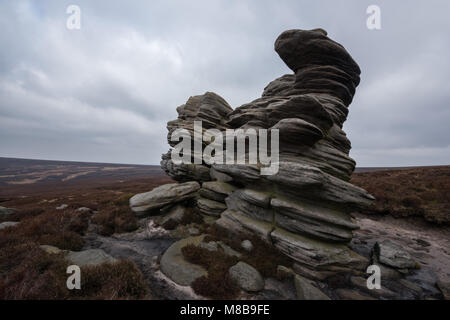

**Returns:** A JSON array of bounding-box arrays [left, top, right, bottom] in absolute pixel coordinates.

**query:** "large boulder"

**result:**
[[229, 261, 264, 292], [130, 182, 200, 216]]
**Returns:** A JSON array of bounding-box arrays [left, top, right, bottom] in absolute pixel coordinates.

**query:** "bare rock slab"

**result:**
[[160, 235, 208, 286], [294, 275, 330, 300]]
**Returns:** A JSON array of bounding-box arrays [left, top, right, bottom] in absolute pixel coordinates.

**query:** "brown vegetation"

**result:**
[[0, 164, 171, 300], [0, 241, 148, 299], [351, 166, 450, 224], [182, 244, 240, 299]]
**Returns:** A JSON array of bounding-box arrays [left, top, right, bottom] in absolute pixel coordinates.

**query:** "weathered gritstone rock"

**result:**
[[161, 92, 233, 182], [129, 182, 200, 216], [66, 249, 117, 267], [229, 262, 265, 292], [157, 28, 373, 281], [374, 240, 418, 270]]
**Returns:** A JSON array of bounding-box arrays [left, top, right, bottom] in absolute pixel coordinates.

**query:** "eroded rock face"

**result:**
[[130, 182, 200, 216], [155, 28, 373, 280]]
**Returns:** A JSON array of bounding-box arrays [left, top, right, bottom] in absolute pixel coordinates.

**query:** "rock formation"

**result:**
[[133, 28, 375, 282]]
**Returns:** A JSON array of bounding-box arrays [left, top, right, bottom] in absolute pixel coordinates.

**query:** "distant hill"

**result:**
[[0, 157, 165, 198]]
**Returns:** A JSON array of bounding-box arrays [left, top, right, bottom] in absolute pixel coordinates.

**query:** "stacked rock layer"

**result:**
[[158, 29, 374, 279]]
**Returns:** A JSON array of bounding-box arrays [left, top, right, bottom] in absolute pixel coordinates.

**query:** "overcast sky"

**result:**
[[0, 0, 449, 166]]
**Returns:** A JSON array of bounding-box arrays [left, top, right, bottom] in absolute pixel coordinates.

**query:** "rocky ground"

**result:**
[[0, 166, 449, 300]]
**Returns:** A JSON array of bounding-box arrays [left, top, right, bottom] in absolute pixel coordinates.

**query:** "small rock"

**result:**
[[0, 206, 16, 219], [188, 227, 200, 236], [40, 245, 64, 255], [229, 261, 264, 292], [198, 241, 219, 252], [66, 249, 117, 267], [374, 240, 417, 269], [220, 242, 242, 258], [56, 204, 68, 210], [241, 240, 254, 252], [198, 241, 242, 258], [276, 265, 295, 280], [75, 207, 91, 213], [294, 275, 330, 300], [436, 281, 450, 300], [415, 239, 431, 247], [0, 221, 19, 230]]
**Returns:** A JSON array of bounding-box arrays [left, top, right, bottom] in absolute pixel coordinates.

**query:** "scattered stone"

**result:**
[[188, 227, 200, 236], [160, 235, 208, 286], [198, 241, 242, 258], [436, 281, 450, 300], [229, 262, 264, 292], [40, 245, 64, 255], [276, 265, 295, 280], [415, 239, 431, 247], [198, 241, 219, 252], [129, 182, 200, 216], [374, 240, 418, 269], [0, 206, 16, 219], [56, 204, 68, 210], [0, 221, 19, 230], [294, 275, 330, 300], [241, 240, 254, 252], [66, 249, 117, 267], [75, 207, 91, 212]]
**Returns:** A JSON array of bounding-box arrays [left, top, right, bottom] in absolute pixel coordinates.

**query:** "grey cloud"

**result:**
[[0, 0, 449, 166]]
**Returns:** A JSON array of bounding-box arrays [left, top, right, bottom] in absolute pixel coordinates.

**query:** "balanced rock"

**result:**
[[130, 182, 200, 216], [159, 29, 373, 279]]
